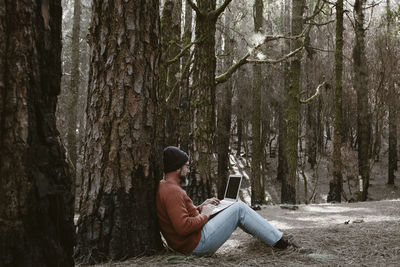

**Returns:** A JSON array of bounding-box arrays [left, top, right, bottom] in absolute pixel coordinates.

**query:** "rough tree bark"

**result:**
[[305, 59, 317, 169], [217, 7, 233, 199], [353, 0, 370, 201], [328, 0, 344, 202], [160, 0, 182, 147], [186, 0, 233, 205], [281, 0, 305, 204], [0, 1, 74, 266], [251, 0, 265, 205], [277, 0, 290, 183], [74, 1, 163, 263], [180, 1, 193, 153]]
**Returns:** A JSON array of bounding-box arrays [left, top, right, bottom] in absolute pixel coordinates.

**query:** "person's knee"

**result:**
[[237, 201, 248, 210]]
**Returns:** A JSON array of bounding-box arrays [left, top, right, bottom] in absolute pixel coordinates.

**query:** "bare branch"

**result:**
[[167, 40, 200, 65], [305, 19, 335, 26], [299, 81, 326, 103], [345, 9, 356, 30], [247, 46, 304, 64], [363, 1, 382, 10], [215, 54, 250, 84], [213, 0, 234, 18], [166, 51, 194, 103], [364, 1, 376, 30], [215, 24, 312, 85]]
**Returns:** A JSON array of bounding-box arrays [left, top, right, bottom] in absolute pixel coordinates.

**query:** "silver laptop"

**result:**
[[210, 174, 242, 216]]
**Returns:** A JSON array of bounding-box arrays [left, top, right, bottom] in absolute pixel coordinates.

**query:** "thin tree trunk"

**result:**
[[277, 0, 290, 183], [251, 0, 265, 205], [161, 0, 182, 147], [67, 0, 81, 170], [217, 7, 233, 199], [387, 0, 397, 184], [237, 116, 243, 156], [281, 0, 304, 204], [327, 0, 344, 202], [305, 59, 317, 169], [180, 1, 193, 153], [353, 0, 370, 201], [75, 1, 163, 263], [0, 1, 74, 265]]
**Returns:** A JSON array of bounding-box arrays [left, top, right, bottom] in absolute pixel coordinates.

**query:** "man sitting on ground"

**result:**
[[156, 146, 295, 256]]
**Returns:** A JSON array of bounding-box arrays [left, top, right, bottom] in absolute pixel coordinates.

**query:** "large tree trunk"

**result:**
[[251, 0, 265, 205], [277, 0, 290, 183], [327, 0, 344, 202], [353, 0, 370, 201], [217, 8, 233, 199], [186, 0, 232, 204], [281, 0, 304, 204], [160, 0, 182, 147], [180, 2, 193, 153], [0, 1, 75, 266], [74, 1, 163, 263]]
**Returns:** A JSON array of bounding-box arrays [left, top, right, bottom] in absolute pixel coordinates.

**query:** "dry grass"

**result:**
[[87, 199, 400, 267]]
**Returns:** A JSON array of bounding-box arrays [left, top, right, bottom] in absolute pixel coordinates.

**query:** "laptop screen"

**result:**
[[225, 175, 242, 199]]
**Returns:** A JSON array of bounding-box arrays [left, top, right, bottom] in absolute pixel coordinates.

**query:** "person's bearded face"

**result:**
[[178, 162, 190, 186]]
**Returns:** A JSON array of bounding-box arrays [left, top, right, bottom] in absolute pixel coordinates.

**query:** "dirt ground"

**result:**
[[87, 154, 400, 266], [89, 199, 400, 267]]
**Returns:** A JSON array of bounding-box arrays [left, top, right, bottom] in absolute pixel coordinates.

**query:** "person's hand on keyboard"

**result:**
[[202, 197, 220, 206], [201, 204, 216, 218]]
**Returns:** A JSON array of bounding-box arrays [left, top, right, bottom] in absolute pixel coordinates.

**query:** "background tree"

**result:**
[[281, 0, 305, 204], [74, 1, 163, 263], [67, 0, 81, 171], [180, 1, 193, 153], [386, 0, 398, 185], [277, 0, 290, 183], [58, 0, 91, 209], [353, 0, 371, 201], [160, 0, 182, 147], [186, 0, 233, 204], [0, 1, 74, 266], [251, 0, 265, 205], [327, 0, 344, 202], [217, 7, 234, 199]]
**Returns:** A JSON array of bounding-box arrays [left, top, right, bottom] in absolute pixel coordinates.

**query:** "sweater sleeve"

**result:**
[[164, 188, 208, 236]]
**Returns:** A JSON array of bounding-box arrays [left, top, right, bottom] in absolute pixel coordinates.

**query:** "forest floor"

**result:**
[[87, 153, 400, 266], [91, 199, 400, 267]]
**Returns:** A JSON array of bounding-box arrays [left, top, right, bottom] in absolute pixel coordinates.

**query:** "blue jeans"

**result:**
[[192, 201, 283, 256]]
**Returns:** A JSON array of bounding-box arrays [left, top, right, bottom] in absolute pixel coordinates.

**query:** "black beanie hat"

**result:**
[[163, 146, 189, 174]]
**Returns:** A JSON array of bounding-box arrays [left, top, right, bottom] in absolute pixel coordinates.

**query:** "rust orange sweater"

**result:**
[[156, 179, 208, 254]]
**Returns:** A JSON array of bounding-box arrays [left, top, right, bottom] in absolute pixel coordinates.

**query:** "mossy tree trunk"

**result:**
[[281, 0, 305, 204], [160, 0, 182, 147], [217, 7, 233, 199], [251, 0, 265, 205], [305, 59, 317, 169], [277, 0, 290, 183], [327, 0, 344, 202], [180, 2, 193, 153], [0, 1, 75, 266], [186, 0, 233, 205], [74, 1, 163, 263], [353, 0, 370, 201]]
